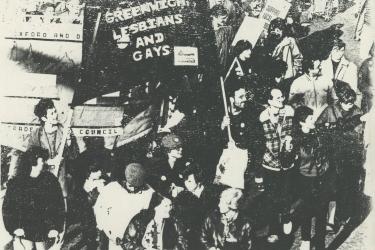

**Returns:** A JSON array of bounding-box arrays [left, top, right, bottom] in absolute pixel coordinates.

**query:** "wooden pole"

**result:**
[[220, 77, 234, 143], [51, 108, 73, 177]]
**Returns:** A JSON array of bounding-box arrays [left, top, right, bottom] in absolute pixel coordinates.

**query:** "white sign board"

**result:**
[[71, 127, 124, 137], [232, 16, 266, 47], [260, 0, 291, 30], [174, 46, 199, 66]]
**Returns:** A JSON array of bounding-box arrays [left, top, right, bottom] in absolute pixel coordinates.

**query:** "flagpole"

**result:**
[[92, 12, 102, 46], [224, 57, 242, 83], [220, 77, 234, 143]]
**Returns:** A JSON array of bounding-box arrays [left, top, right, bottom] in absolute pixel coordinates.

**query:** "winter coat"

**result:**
[[271, 37, 303, 79], [123, 210, 188, 250], [316, 103, 363, 151], [294, 132, 330, 177], [321, 56, 360, 106], [93, 181, 155, 242], [200, 209, 253, 250], [2, 172, 65, 242], [290, 74, 337, 119], [147, 158, 189, 196]]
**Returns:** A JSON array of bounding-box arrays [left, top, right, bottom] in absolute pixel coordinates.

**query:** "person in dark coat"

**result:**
[[122, 194, 188, 250], [316, 87, 365, 231], [147, 133, 189, 197], [267, 60, 294, 101], [174, 162, 223, 249], [2, 146, 65, 250], [219, 80, 265, 190], [72, 136, 114, 191], [293, 106, 334, 250], [200, 188, 254, 250]]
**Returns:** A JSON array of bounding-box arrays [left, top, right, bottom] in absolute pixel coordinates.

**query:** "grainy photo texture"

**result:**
[[0, 0, 374, 249]]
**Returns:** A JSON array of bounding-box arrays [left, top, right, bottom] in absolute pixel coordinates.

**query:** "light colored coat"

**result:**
[[272, 37, 303, 79], [321, 56, 360, 105], [93, 182, 154, 244], [289, 74, 336, 119]]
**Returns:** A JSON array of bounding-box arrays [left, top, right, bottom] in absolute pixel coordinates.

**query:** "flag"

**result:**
[[74, 0, 218, 105]]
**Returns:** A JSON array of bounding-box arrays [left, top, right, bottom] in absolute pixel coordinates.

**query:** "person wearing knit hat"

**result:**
[[147, 133, 188, 197], [93, 162, 155, 250], [124, 163, 146, 188]]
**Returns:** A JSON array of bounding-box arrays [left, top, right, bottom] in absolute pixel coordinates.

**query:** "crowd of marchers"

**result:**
[[2, 0, 374, 249]]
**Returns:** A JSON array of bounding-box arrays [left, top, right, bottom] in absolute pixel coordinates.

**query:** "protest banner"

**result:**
[[75, 0, 217, 104], [3, 0, 84, 64], [259, 0, 291, 31], [231, 16, 266, 47]]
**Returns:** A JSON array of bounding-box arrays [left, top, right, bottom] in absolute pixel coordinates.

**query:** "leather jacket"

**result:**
[[200, 209, 253, 250], [123, 210, 188, 250]]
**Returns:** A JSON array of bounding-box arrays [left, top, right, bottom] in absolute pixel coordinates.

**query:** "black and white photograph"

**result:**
[[0, 0, 374, 249]]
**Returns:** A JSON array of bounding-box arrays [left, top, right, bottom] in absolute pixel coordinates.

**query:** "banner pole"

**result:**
[[224, 57, 242, 83], [51, 108, 73, 177], [92, 12, 102, 46], [220, 77, 234, 143]]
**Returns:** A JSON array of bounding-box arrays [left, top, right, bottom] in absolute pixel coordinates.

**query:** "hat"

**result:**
[[125, 163, 146, 188], [161, 134, 183, 150]]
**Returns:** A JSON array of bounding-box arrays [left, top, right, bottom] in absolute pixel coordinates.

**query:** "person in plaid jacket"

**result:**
[[259, 87, 295, 243]]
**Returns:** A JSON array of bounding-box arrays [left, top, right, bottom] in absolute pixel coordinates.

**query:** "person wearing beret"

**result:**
[[147, 133, 191, 197], [93, 163, 155, 250]]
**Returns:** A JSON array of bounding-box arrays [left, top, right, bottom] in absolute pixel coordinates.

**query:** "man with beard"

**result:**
[[289, 58, 337, 119], [219, 80, 265, 190], [263, 17, 303, 80], [259, 87, 295, 243]]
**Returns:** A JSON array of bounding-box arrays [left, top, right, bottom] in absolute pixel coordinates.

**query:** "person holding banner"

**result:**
[[26, 98, 79, 198], [264, 18, 303, 80], [216, 80, 265, 190], [2, 146, 65, 250], [259, 87, 295, 243]]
